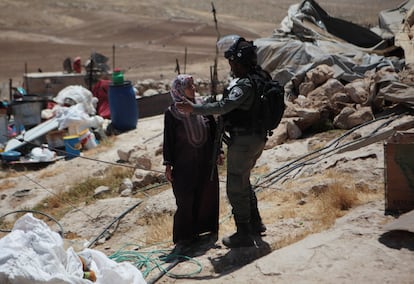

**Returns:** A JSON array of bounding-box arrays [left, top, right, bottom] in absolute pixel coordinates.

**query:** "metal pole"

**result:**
[[184, 47, 187, 74], [24, 62, 29, 94], [112, 44, 115, 70], [9, 78, 12, 102]]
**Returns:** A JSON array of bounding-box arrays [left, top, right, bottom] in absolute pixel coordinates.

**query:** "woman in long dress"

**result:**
[[163, 74, 221, 251]]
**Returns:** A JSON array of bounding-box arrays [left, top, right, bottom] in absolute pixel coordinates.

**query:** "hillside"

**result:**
[[0, 0, 404, 99]]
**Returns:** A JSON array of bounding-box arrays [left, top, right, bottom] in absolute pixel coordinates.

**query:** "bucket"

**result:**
[[63, 135, 81, 159], [79, 128, 98, 150], [1, 150, 21, 162], [108, 80, 138, 131]]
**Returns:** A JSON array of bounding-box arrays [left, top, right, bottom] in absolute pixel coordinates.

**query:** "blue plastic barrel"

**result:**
[[108, 80, 138, 131]]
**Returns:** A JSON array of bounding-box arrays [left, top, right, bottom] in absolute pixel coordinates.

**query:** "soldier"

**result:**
[[176, 37, 267, 248]]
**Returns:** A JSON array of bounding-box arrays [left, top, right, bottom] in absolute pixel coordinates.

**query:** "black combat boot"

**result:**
[[250, 189, 267, 234], [222, 222, 255, 248]]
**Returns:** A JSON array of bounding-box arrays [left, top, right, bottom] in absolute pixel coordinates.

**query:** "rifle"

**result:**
[[210, 2, 220, 101], [210, 115, 224, 181], [210, 2, 229, 181]]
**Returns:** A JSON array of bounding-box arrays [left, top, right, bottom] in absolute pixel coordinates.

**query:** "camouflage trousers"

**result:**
[[226, 133, 266, 224]]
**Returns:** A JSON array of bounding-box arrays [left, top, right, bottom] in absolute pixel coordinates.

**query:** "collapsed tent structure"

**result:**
[[255, 0, 413, 92]]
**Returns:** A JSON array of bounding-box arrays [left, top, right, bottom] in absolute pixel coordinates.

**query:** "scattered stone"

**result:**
[[118, 178, 133, 193], [12, 189, 31, 198], [297, 199, 306, 205], [306, 64, 334, 86], [117, 149, 132, 162], [286, 120, 302, 139], [94, 185, 111, 197], [344, 78, 370, 104], [130, 154, 152, 170], [120, 188, 132, 197], [132, 169, 158, 189]]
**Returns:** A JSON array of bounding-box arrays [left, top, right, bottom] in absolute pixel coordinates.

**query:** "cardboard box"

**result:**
[[384, 131, 414, 213]]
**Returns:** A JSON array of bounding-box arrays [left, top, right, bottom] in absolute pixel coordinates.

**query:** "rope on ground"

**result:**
[[108, 243, 203, 283]]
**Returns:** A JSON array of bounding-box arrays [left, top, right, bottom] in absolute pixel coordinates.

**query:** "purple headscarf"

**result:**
[[168, 74, 208, 147], [170, 74, 193, 102]]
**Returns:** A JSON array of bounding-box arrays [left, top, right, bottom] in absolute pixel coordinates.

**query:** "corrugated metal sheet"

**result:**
[[384, 131, 414, 213]]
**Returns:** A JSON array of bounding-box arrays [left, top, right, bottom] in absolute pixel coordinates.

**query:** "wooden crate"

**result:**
[[384, 131, 414, 213]]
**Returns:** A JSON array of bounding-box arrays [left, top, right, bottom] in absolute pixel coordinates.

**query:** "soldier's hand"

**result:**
[[175, 101, 193, 113]]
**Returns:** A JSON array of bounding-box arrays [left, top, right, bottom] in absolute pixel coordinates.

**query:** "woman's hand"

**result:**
[[165, 165, 173, 182], [216, 152, 225, 166]]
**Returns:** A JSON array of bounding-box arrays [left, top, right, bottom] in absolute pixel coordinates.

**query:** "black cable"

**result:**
[[260, 112, 398, 183], [256, 113, 408, 188], [0, 209, 64, 236], [87, 199, 143, 248]]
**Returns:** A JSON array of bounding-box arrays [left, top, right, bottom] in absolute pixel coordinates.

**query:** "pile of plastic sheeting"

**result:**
[[0, 214, 146, 284], [54, 85, 98, 116], [53, 85, 104, 135], [253, 0, 409, 94]]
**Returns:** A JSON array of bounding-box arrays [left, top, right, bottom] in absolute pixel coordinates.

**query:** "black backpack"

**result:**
[[250, 69, 286, 136]]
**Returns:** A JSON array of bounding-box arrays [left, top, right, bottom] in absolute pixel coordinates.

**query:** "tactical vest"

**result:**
[[222, 77, 260, 131]]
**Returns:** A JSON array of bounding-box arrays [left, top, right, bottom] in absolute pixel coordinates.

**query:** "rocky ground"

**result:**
[[1, 112, 413, 283]]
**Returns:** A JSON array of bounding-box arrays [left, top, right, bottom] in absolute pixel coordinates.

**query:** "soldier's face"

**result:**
[[229, 60, 241, 77]]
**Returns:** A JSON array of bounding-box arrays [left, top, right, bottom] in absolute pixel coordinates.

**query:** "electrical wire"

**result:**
[[258, 112, 397, 184], [0, 209, 64, 236], [87, 200, 143, 248], [255, 113, 409, 189], [20, 172, 95, 220]]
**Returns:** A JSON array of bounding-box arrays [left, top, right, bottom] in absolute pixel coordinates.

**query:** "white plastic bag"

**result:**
[[54, 85, 98, 115], [0, 214, 146, 284], [54, 104, 104, 135]]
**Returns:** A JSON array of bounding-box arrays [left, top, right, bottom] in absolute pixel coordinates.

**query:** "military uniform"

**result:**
[[192, 77, 266, 229]]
